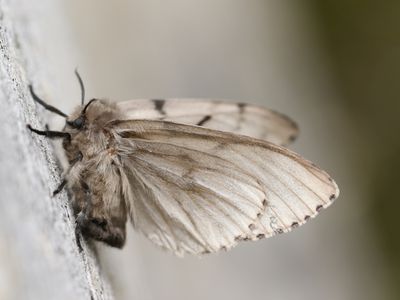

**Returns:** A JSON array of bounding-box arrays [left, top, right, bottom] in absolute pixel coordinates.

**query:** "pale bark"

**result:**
[[0, 0, 113, 299]]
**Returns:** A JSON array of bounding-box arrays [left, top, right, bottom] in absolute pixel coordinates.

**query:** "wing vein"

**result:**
[[269, 159, 329, 206], [241, 153, 308, 221], [131, 154, 259, 223], [130, 166, 210, 252]]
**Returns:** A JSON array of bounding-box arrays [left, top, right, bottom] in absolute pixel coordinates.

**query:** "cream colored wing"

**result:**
[[117, 99, 298, 146], [112, 120, 339, 256]]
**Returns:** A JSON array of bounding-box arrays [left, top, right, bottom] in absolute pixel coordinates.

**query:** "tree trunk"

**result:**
[[0, 0, 113, 299]]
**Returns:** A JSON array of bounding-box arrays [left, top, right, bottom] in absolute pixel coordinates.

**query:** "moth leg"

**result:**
[[75, 211, 85, 252], [29, 85, 67, 117], [53, 152, 83, 196], [28, 124, 75, 196], [53, 179, 67, 196], [27, 124, 71, 140], [81, 181, 92, 214]]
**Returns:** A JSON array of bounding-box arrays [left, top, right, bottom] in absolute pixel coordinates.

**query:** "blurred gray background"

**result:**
[[33, 1, 400, 299]]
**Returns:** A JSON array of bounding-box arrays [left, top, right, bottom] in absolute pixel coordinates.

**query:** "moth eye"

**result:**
[[73, 117, 84, 129], [67, 116, 85, 129]]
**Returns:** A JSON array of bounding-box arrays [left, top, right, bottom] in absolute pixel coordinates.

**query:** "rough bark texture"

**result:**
[[0, 0, 113, 299]]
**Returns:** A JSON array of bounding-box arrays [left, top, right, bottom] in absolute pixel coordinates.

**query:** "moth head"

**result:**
[[66, 99, 120, 130], [66, 99, 97, 130]]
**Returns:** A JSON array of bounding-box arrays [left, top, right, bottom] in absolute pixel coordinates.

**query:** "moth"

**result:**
[[27, 71, 339, 256]]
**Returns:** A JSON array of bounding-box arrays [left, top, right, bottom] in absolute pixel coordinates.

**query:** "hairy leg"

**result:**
[[27, 124, 71, 140]]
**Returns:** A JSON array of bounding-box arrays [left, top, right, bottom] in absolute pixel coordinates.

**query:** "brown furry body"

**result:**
[[63, 100, 127, 248]]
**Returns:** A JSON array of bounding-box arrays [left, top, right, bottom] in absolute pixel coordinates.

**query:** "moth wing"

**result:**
[[112, 120, 339, 256], [117, 99, 298, 146]]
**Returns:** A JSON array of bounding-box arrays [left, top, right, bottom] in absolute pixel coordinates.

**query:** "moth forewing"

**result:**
[[111, 119, 339, 256]]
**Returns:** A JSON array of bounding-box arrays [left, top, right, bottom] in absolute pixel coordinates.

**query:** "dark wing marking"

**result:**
[[117, 99, 299, 146]]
